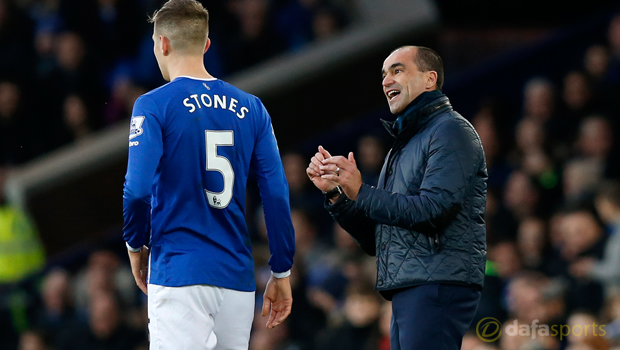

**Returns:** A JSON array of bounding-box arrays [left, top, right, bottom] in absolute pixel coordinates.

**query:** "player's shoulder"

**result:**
[[218, 79, 262, 104], [142, 80, 178, 100]]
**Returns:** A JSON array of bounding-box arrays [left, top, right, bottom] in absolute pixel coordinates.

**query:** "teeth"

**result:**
[[388, 90, 399, 99]]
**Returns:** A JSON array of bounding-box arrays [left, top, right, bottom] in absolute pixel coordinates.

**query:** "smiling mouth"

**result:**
[[387, 90, 401, 101]]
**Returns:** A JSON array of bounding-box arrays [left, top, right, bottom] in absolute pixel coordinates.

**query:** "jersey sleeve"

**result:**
[[123, 95, 164, 250], [250, 102, 295, 273]]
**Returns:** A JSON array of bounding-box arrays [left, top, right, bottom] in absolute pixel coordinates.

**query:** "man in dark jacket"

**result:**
[[307, 46, 487, 350]]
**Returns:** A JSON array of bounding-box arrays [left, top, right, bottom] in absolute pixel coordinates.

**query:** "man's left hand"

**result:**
[[128, 246, 149, 295], [320, 152, 363, 200]]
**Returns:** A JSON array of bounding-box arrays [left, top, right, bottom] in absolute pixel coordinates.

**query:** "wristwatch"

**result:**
[[323, 186, 343, 200]]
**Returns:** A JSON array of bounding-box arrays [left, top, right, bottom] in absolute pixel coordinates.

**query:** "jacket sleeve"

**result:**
[[354, 118, 483, 233], [325, 195, 377, 256], [250, 103, 295, 273]]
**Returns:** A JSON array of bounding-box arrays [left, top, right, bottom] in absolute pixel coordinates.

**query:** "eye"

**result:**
[[395, 69, 402, 74]]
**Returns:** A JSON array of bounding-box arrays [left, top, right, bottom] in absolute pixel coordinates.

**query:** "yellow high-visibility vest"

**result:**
[[0, 205, 45, 283]]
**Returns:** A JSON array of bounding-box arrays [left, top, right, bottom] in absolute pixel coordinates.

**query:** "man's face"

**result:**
[[381, 47, 429, 115]]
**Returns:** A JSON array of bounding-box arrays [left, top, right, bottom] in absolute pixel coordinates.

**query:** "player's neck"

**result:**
[[167, 55, 214, 81]]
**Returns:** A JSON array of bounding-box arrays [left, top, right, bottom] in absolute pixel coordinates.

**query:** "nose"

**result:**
[[382, 74, 394, 88]]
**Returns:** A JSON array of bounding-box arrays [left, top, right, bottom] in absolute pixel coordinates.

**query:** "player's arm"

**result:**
[[251, 102, 294, 328], [251, 104, 295, 276], [123, 95, 164, 294]]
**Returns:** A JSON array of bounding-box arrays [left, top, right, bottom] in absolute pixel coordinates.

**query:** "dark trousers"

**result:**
[[390, 283, 481, 350]]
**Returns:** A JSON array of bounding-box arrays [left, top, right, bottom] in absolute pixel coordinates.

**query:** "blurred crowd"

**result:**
[[0, 0, 349, 166], [3, 1, 620, 350]]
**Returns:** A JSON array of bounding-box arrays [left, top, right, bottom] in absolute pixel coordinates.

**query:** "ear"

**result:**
[[204, 38, 211, 54], [160, 35, 171, 56], [426, 71, 438, 89]]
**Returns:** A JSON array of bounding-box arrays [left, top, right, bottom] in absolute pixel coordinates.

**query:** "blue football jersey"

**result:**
[[123, 76, 295, 291]]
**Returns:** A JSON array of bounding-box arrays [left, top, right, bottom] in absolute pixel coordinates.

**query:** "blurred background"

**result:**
[[1, 0, 620, 349]]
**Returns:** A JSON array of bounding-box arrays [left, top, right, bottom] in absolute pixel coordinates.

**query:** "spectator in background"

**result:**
[[72, 249, 135, 317], [0, 0, 35, 81], [584, 45, 610, 91], [512, 119, 561, 194], [472, 103, 514, 194], [283, 152, 313, 206], [61, 94, 95, 143], [522, 78, 570, 150], [523, 78, 556, 123], [566, 311, 609, 350], [220, 0, 285, 72], [604, 294, 620, 347], [283, 152, 326, 229], [498, 318, 526, 350], [577, 115, 612, 157], [315, 281, 382, 350], [275, 0, 316, 51], [503, 170, 541, 224], [560, 209, 605, 314], [27, 0, 63, 32], [0, 81, 37, 165], [312, 5, 346, 41], [517, 217, 550, 272], [276, 0, 347, 50], [571, 182, 620, 298], [505, 272, 550, 325], [249, 319, 295, 350], [58, 292, 142, 350], [18, 329, 51, 350], [563, 158, 603, 205], [560, 71, 597, 147], [606, 14, 620, 86], [574, 116, 616, 176], [489, 241, 523, 297], [37, 31, 104, 150], [28, 0, 63, 79], [285, 265, 327, 350], [103, 77, 146, 125], [356, 134, 385, 186], [33, 26, 57, 79], [33, 268, 74, 347], [290, 208, 330, 283], [562, 71, 593, 119], [583, 44, 617, 121], [0, 166, 45, 284], [58, 0, 143, 66]]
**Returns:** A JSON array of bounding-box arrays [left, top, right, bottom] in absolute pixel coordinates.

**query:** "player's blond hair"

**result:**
[[149, 0, 209, 54]]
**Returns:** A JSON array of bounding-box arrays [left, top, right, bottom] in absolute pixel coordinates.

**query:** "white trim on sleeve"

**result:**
[[126, 242, 141, 252], [271, 270, 291, 278]]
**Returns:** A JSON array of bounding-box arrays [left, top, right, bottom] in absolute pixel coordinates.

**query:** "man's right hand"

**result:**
[[128, 246, 149, 295], [262, 275, 293, 329], [307, 146, 338, 193]]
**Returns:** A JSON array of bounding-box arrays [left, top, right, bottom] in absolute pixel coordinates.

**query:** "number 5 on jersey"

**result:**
[[205, 130, 234, 209]]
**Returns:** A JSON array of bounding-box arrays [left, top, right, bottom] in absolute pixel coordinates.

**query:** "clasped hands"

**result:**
[[306, 145, 363, 201]]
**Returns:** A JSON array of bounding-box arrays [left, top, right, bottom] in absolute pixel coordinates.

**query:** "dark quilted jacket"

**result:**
[[326, 93, 487, 298]]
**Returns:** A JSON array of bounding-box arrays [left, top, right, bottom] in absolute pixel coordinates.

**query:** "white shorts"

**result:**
[[148, 284, 255, 350]]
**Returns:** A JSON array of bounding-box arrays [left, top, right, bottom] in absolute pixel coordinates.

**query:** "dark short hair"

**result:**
[[597, 181, 620, 207], [149, 0, 209, 53], [414, 47, 444, 90]]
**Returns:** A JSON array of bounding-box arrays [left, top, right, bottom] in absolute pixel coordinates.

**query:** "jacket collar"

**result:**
[[381, 90, 450, 138]]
